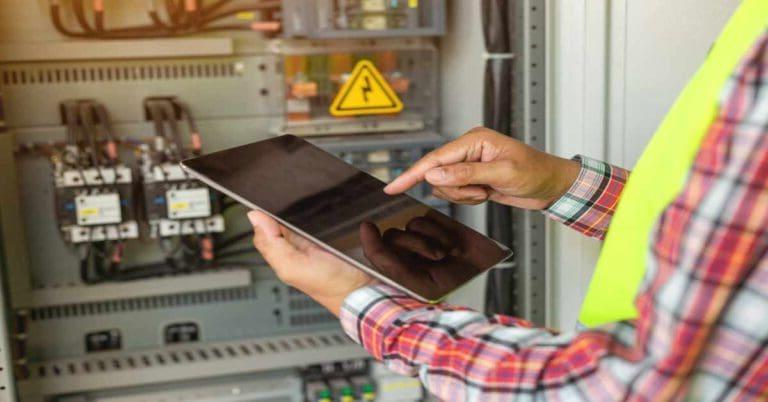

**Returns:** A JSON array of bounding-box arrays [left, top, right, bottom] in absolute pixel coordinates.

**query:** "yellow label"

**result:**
[[169, 201, 190, 212], [79, 207, 99, 217], [235, 11, 256, 20], [408, 0, 419, 8], [329, 60, 404, 117], [381, 378, 420, 392]]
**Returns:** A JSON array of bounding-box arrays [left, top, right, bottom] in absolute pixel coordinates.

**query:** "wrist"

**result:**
[[307, 278, 376, 317], [544, 156, 581, 207]]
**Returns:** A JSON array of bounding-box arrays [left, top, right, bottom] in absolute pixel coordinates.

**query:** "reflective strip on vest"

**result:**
[[579, 0, 768, 327]]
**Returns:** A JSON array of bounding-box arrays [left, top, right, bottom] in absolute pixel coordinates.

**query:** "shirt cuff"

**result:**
[[340, 284, 423, 358], [543, 155, 629, 239]]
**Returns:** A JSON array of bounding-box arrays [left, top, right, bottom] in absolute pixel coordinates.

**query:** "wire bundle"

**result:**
[[144, 98, 217, 273], [59, 100, 132, 283], [49, 0, 282, 39]]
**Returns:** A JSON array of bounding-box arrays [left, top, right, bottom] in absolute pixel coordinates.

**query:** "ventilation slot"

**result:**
[[290, 312, 337, 327], [0, 62, 239, 86], [28, 287, 258, 321], [28, 332, 355, 381], [288, 294, 324, 311]]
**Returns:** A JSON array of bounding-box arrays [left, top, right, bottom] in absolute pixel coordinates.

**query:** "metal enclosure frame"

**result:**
[[512, 0, 547, 325]]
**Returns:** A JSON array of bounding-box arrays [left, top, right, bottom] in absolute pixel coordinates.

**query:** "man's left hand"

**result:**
[[248, 210, 374, 316]]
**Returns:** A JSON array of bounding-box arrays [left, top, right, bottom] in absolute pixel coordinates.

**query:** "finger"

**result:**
[[432, 186, 482, 203], [405, 216, 455, 249], [433, 185, 489, 204], [424, 160, 512, 188], [383, 136, 478, 195], [382, 228, 446, 260]]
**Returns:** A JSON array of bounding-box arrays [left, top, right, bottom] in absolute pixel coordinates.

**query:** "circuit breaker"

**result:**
[[54, 163, 139, 243], [53, 100, 139, 243]]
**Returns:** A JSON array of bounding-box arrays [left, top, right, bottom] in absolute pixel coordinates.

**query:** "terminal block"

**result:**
[[282, 0, 445, 38], [140, 155, 224, 238], [54, 163, 139, 243]]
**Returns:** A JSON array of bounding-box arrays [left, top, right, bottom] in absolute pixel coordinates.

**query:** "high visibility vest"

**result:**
[[579, 0, 768, 327]]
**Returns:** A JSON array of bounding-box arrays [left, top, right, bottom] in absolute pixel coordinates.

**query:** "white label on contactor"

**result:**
[[166, 188, 212, 219], [75, 193, 122, 226]]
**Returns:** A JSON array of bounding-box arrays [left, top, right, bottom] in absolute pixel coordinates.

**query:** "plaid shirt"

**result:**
[[340, 32, 768, 401]]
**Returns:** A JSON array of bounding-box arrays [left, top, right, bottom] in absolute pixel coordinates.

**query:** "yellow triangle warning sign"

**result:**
[[329, 60, 404, 117]]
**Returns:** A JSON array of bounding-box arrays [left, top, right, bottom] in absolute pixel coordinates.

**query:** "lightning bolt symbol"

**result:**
[[361, 76, 372, 103]]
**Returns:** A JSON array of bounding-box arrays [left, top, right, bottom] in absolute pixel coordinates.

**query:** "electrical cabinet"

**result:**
[[0, 2, 450, 400], [0, 0, 550, 400]]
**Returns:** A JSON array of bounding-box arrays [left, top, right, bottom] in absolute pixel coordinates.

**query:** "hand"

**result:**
[[384, 127, 580, 210], [248, 210, 374, 316]]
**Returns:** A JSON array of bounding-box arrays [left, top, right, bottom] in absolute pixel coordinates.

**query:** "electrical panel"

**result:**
[[0, 1, 447, 401]]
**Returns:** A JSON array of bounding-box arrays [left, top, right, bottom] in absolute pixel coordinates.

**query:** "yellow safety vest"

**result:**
[[579, 0, 768, 327]]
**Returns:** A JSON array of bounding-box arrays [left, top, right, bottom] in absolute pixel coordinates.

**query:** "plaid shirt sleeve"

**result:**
[[340, 31, 768, 402], [543, 156, 629, 240]]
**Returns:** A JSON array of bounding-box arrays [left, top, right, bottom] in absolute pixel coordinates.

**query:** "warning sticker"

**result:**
[[329, 60, 404, 117]]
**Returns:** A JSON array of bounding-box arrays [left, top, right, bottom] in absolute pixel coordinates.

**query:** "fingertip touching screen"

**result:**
[[182, 135, 511, 301]]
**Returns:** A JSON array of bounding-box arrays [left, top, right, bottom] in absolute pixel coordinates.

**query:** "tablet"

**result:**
[[181, 135, 512, 302]]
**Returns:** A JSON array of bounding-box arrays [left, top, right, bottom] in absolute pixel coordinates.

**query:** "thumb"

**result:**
[[424, 160, 512, 188], [247, 210, 304, 266]]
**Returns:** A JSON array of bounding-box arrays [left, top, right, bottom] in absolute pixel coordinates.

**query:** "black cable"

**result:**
[[93, 103, 116, 142], [147, 101, 177, 163], [215, 247, 262, 261], [159, 100, 187, 160], [78, 102, 104, 167], [216, 230, 252, 251], [62, 101, 92, 169]]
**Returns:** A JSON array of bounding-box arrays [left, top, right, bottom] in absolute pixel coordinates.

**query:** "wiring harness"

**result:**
[[49, 0, 282, 39]]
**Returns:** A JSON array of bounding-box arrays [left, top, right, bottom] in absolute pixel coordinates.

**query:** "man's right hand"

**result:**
[[384, 127, 581, 210]]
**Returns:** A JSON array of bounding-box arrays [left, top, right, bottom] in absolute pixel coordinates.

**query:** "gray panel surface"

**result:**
[[24, 278, 336, 361], [1, 55, 283, 128]]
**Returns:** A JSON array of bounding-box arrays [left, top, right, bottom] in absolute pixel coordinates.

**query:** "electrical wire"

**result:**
[[215, 230, 252, 251], [172, 99, 202, 155], [159, 100, 187, 160], [49, 0, 281, 39]]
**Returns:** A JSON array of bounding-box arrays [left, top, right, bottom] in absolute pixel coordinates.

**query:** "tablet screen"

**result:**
[[182, 135, 511, 301]]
